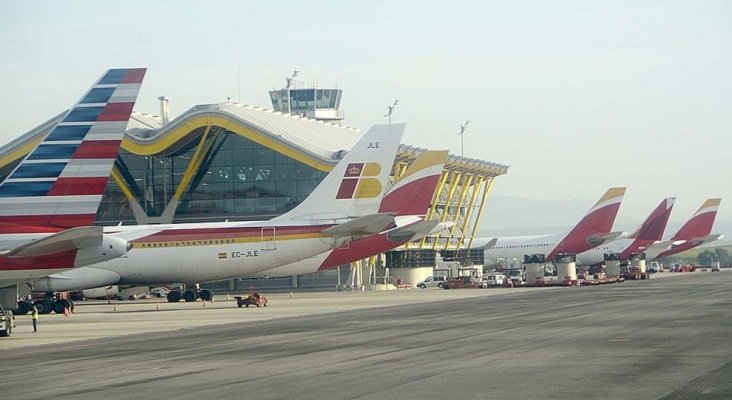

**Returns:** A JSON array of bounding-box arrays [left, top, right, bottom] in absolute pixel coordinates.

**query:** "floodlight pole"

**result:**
[[459, 120, 470, 157], [384, 99, 399, 124]]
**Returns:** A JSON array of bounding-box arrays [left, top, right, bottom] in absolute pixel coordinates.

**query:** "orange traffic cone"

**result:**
[[63, 307, 70, 317], [155, 302, 160, 311]]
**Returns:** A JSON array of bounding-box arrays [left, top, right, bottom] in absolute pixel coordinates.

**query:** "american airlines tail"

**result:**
[[0, 68, 146, 230], [273, 124, 405, 224], [0, 68, 144, 285], [547, 187, 626, 260]]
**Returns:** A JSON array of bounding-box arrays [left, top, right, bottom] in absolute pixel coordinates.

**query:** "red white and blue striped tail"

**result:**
[[0, 68, 146, 229]]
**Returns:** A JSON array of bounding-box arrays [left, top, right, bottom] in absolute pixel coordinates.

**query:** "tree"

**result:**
[[713, 248, 730, 264], [697, 250, 715, 266]]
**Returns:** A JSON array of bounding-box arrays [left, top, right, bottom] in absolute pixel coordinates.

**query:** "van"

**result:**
[[416, 276, 446, 289], [479, 273, 507, 288]]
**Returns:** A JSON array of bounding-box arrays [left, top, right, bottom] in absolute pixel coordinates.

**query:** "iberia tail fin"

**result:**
[[0, 68, 146, 229], [671, 198, 721, 240], [273, 124, 405, 223], [378, 150, 449, 217], [631, 197, 675, 241], [547, 187, 626, 260]]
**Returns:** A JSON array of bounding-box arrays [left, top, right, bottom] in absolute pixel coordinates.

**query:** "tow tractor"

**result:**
[[235, 293, 268, 308]]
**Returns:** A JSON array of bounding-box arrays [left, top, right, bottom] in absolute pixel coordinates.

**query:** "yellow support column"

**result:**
[[173, 125, 213, 200], [467, 177, 495, 250], [110, 168, 137, 203], [416, 171, 449, 249], [442, 173, 474, 250], [432, 171, 462, 250], [456, 176, 485, 250]]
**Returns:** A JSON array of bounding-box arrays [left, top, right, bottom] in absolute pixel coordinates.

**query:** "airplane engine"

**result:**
[[75, 235, 130, 267], [33, 267, 121, 292], [82, 285, 120, 299]]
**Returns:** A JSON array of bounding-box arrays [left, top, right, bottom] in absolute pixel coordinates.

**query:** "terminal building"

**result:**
[[0, 79, 509, 290]]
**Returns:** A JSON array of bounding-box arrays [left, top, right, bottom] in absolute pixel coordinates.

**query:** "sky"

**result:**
[[0, 0, 730, 238]]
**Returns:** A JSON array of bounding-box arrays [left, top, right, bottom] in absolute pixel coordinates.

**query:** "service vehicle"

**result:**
[[416, 276, 447, 289], [236, 293, 268, 308], [0, 305, 13, 337], [442, 276, 481, 289]]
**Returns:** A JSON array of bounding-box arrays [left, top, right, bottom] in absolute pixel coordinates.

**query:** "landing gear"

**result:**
[[33, 299, 53, 314], [15, 300, 32, 315], [166, 287, 214, 303], [52, 299, 74, 314], [166, 290, 182, 303], [182, 290, 198, 303]]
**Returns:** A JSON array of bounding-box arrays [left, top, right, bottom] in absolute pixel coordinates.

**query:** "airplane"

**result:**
[[643, 198, 723, 260], [0, 68, 144, 301], [473, 187, 627, 266], [575, 197, 675, 266], [30, 123, 407, 304], [246, 150, 450, 279]]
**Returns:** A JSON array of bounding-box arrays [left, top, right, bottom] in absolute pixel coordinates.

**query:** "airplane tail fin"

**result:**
[[378, 150, 448, 217], [671, 198, 721, 240], [631, 197, 675, 241], [274, 124, 405, 223], [0, 68, 146, 229], [548, 187, 626, 259]]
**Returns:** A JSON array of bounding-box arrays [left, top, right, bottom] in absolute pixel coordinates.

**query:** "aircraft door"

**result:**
[[261, 227, 276, 250]]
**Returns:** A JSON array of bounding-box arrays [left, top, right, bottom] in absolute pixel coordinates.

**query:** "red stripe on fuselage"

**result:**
[[0, 250, 77, 271], [0, 221, 65, 234], [72, 140, 122, 159], [48, 177, 109, 196], [134, 224, 332, 243], [97, 102, 135, 121], [121, 68, 146, 84]]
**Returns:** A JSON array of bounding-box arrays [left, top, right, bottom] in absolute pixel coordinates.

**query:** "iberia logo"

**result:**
[[336, 162, 382, 199]]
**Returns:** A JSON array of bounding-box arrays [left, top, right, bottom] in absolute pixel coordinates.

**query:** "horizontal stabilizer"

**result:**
[[481, 237, 499, 249], [689, 234, 724, 246], [587, 231, 626, 247], [2, 226, 102, 257], [383, 220, 441, 243], [321, 213, 395, 238], [642, 240, 674, 253]]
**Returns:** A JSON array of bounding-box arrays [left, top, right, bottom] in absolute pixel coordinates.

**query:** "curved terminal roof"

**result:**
[[1, 102, 509, 177]]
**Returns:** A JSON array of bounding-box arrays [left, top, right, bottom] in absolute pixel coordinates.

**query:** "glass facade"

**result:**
[[95, 129, 328, 224], [269, 88, 342, 114]]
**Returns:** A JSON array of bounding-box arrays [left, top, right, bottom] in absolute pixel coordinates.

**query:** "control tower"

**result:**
[[269, 70, 344, 123]]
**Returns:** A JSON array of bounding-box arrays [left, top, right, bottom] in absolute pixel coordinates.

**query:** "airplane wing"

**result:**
[[321, 213, 396, 237], [587, 231, 627, 247], [1, 226, 102, 257]]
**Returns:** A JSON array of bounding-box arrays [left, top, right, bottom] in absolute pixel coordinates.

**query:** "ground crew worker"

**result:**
[[31, 305, 39, 333]]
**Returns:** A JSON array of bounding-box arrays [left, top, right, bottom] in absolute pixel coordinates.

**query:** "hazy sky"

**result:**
[[0, 0, 730, 235]]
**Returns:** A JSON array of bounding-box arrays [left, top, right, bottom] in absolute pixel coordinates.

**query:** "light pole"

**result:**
[[458, 120, 470, 157], [384, 99, 399, 124]]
